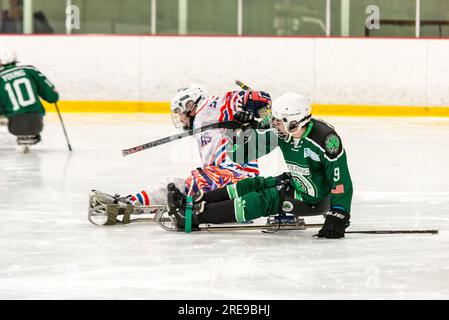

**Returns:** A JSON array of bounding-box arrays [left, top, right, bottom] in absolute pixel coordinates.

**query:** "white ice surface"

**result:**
[[0, 114, 449, 300]]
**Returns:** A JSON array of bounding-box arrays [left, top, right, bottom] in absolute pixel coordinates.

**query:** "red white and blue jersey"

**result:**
[[187, 91, 260, 194], [131, 91, 265, 206], [193, 91, 259, 169]]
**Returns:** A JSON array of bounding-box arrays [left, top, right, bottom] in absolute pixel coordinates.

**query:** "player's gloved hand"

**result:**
[[234, 110, 255, 124], [315, 208, 350, 239], [274, 172, 293, 188], [234, 110, 258, 130], [244, 91, 272, 110]]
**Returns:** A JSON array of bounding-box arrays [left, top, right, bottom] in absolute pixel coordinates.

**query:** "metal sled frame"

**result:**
[[88, 202, 439, 235], [153, 211, 323, 233], [88, 203, 167, 226], [17, 135, 39, 154]]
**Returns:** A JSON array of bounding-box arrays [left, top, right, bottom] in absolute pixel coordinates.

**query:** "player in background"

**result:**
[[90, 83, 272, 211], [0, 48, 59, 151], [167, 92, 354, 239]]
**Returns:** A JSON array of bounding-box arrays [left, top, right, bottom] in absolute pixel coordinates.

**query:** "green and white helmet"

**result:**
[[271, 92, 312, 140], [0, 48, 17, 66]]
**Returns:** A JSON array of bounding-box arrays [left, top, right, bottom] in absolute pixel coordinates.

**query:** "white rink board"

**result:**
[[0, 114, 449, 299], [315, 38, 427, 106], [1, 35, 449, 106], [427, 41, 449, 106]]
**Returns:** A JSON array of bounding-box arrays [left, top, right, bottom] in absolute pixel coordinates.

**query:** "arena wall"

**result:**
[[1, 35, 449, 116]]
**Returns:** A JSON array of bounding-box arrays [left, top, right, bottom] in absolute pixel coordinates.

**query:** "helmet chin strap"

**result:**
[[289, 126, 301, 137], [183, 103, 198, 130], [278, 128, 292, 142], [183, 116, 195, 131], [281, 124, 301, 142], [183, 95, 205, 130], [285, 120, 310, 142]]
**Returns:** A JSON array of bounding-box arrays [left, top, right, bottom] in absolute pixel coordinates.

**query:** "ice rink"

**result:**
[[1, 113, 448, 300]]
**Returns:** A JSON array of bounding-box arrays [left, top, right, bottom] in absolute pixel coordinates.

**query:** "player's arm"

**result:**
[[318, 133, 353, 239], [239, 90, 272, 116], [229, 89, 272, 130], [224, 90, 272, 122], [324, 153, 353, 212], [226, 127, 279, 164], [223, 90, 277, 161], [225, 116, 279, 161], [28, 67, 59, 103]]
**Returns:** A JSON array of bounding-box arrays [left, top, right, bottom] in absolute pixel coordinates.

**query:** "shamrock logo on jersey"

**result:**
[[325, 134, 340, 154]]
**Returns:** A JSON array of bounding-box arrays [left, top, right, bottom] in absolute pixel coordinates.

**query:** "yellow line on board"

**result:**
[[43, 101, 449, 117], [313, 104, 449, 117], [43, 101, 171, 113]]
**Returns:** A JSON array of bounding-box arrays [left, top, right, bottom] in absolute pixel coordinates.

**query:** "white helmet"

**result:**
[[170, 83, 208, 129], [271, 92, 312, 140], [0, 48, 17, 66]]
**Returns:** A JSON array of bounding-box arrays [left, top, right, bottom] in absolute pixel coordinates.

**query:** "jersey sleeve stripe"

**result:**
[[323, 149, 345, 162], [141, 191, 150, 205], [305, 137, 325, 152], [136, 193, 144, 205]]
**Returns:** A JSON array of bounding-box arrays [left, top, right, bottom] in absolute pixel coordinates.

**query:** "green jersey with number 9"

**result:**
[[229, 118, 354, 213], [0, 63, 59, 118]]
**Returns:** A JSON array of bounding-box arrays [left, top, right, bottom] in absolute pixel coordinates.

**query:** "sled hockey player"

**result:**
[[167, 92, 354, 239], [89, 83, 272, 222], [0, 48, 59, 152]]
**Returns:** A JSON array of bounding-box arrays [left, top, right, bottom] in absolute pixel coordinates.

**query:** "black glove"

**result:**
[[274, 172, 293, 189], [244, 91, 272, 115], [234, 110, 258, 130], [234, 110, 255, 124], [316, 208, 350, 239]]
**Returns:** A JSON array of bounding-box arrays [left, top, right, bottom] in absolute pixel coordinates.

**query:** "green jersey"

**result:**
[[0, 64, 59, 118], [228, 118, 353, 213]]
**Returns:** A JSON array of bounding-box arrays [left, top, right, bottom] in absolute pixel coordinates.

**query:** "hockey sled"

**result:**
[[0, 116, 7, 125], [88, 203, 169, 226], [155, 210, 323, 233], [155, 211, 439, 235], [88, 190, 168, 226], [88, 192, 439, 235]]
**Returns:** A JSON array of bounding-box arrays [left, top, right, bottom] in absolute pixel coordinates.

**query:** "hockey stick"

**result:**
[[122, 120, 241, 157], [202, 224, 438, 235], [122, 80, 254, 157], [346, 230, 439, 235], [235, 79, 252, 91], [94, 207, 439, 235], [200, 223, 323, 232], [54, 103, 72, 152]]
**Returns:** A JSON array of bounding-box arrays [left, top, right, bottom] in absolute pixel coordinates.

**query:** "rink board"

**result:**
[[2, 35, 449, 111]]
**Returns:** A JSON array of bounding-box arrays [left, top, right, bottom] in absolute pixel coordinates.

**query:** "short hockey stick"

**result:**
[[235, 79, 252, 91], [193, 219, 439, 235], [345, 230, 439, 235], [202, 224, 438, 235], [123, 80, 254, 157], [199, 223, 324, 232], [54, 103, 72, 152], [122, 120, 241, 157]]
